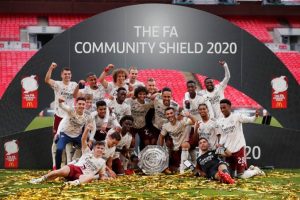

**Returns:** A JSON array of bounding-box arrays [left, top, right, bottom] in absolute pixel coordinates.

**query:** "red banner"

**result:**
[[21, 75, 38, 109], [271, 76, 288, 109], [4, 140, 19, 169]]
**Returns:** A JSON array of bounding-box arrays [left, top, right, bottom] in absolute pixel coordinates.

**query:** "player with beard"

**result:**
[[99, 64, 129, 99], [193, 103, 220, 152], [126, 66, 145, 97], [29, 124, 107, 185], [108, 87, 131, 122], [195, 137, 235, 184], [73, 72, 106, 111], [158, 107, 196, 173], [45, 62, 78, 170], [145, 78, 159, 137], [200, 61, 230, 119], [152, 87, 179, 138], [125, 86, 153, 150], [217, 99, 264, 178]]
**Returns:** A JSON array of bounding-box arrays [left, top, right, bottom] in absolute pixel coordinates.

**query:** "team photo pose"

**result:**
[[199, 61, 230, 119], [217, 99, 264, 178], [158, 107, 196, 173], [30, 124, 107, 186], [99, 64, 129, 99], [73, 72, 106, 111], [194, 137, 235, 184]]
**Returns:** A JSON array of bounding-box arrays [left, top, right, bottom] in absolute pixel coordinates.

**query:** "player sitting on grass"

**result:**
[[194, 137, 235, 184], [29, 124, 107, 185]]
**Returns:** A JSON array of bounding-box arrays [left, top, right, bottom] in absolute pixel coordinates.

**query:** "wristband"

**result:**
[[104, 66, 110, 73]]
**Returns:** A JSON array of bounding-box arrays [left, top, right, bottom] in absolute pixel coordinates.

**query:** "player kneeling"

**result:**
[[29, 124, 107, 186], [194, 137, 235, 184]]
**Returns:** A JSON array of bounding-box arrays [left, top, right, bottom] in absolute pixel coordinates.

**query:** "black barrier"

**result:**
[[0, 125, 299, 169], [0, 128, 52, 169]]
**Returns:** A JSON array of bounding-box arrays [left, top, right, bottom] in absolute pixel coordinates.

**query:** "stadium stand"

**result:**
[[48, 15, 92, 29], [0, 50, 37, 97], [195, 74, 262, 109], [105, 69, 186, 105], [0, 14, 38, 41], [226, 17, 282, 43], [287, 17, 300, 28], [275, 51, 300, 84], [0, 14, 299, 108]]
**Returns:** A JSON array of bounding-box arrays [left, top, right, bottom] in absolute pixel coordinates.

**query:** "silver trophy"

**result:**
[[138, 145, 169, 175]]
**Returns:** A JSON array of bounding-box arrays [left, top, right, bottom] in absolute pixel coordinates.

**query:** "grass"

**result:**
[[0, 169, 299, 199], [25, 117, 53, 131], [25, 115, 283, 132]]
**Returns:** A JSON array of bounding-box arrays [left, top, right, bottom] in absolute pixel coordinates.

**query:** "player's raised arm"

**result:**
[[184, 111, 197, 125], [205, 99, 215, 119], [219, 61, 231, 89], [239, 109, 260, 123], [98, 64, 114, 88], [45, 62, 57, 86], [73, 80, 85, 98], [81, 123, 93, 151], [58, 97, 72, 113]]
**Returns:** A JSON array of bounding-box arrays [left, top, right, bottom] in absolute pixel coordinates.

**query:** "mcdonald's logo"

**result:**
[[276, 101, 283, 108], [26, 101, 33, 108], [8, 162, 15, 167]]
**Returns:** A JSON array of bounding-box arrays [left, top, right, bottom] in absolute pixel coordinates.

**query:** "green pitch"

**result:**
[[25, 116, 282, 132], [0, 169, 299, 199]]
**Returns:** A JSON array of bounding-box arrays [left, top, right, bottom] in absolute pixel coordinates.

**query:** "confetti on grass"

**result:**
[[0, 169, 299, 199]]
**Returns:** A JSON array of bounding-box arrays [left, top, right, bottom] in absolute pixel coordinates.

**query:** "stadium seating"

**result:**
[[0, 15, 38, 41], [275, 51, 300, 84], [48, 15, 91, 29], [0, 51, 37, 98], [105, 69, 187, 105], [138, 69, 186, 105], [287, 17, 300, 28], [195, 74, 262, 109], [226, 17, 281, 43]]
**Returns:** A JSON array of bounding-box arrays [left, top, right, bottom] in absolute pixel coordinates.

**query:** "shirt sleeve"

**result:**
[[125, 105, 131, 115], [59, 102, 72, 113], [161, 124, 168, 136], [111, 115, 121, 128], [82, 146, 91, 155], [89, 116, 97, 141], [125, 135, 132, 149], [238, 113, 257, 123], [205, 99, 215, 119], [218, 62, 230, 90], [51, 80, 59, 91]]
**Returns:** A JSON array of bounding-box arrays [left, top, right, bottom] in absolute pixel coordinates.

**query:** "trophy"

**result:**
[[138, 145, 169, 175]]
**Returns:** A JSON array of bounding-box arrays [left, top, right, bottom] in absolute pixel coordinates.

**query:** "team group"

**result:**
[[30, 61, 265, 185]]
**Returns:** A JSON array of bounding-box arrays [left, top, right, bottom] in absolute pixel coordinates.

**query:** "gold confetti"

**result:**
[[0, 169, 299, 199]]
